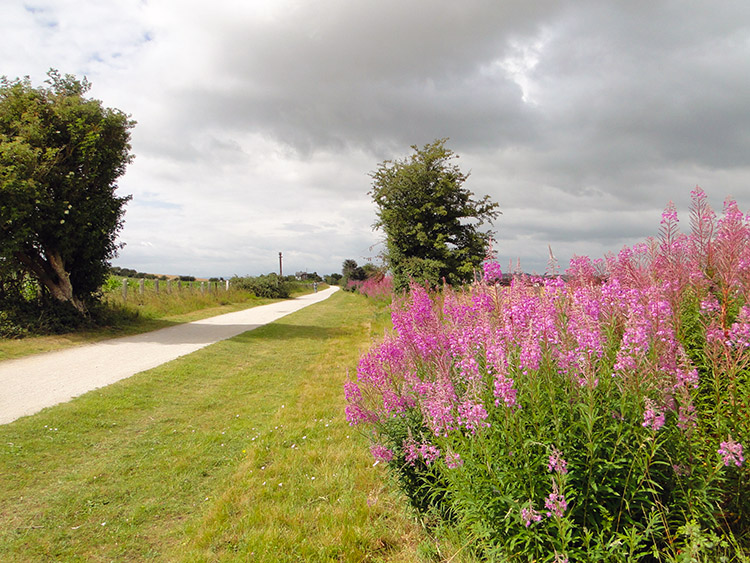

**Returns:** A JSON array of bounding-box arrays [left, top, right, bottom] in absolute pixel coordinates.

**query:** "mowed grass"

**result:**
[[0, 290, 428, 561]]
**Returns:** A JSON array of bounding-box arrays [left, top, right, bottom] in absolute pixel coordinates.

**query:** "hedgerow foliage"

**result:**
[[229, 274, 291, 299], [346, 188, 750, 561]]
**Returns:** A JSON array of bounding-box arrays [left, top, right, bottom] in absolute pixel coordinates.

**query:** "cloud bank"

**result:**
[[3, 0, 750, 276]]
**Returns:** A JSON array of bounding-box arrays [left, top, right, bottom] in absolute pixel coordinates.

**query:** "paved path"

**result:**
[[0, 286, 339, 425]]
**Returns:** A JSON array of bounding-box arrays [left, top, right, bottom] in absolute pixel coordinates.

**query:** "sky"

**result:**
[[2, 0, 750, 278]]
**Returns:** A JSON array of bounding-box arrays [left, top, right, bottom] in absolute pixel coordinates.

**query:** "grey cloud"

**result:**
[[7, 0, 750, 277]]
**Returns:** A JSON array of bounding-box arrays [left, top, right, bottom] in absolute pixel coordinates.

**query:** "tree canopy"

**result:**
[[0, 70, 134, 313], [370, 139, 500, 290]]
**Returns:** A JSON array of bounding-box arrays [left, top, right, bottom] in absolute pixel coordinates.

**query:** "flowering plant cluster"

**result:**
[[346, 189, 749, 560], [347, 275, 394, 301]]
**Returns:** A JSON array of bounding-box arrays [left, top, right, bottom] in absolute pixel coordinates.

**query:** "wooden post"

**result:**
[[167, 279, 172, 293], [139, 279, 145, 295], [155, 279, 160, 294], [122, 278, 128, 301], [200, 281, 205, 294]]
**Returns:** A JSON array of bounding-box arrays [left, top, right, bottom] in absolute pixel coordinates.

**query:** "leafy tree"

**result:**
[[0, 70, 134, 313], [341, 259, 366, 282], [361, 262, 382, 280], [324, 273, 343, 285], [370, 139, 500, 290]]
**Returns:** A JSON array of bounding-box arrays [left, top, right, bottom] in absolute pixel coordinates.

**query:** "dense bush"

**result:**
[[229, 274, 291, 299], [346, 189, 749, 561], [0, 293, 102, 337]]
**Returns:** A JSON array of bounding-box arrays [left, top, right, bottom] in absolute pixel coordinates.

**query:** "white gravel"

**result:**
[[0, 286, 339, 425]]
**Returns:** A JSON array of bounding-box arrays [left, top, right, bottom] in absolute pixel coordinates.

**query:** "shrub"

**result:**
[[230, 274, 290, 299], [346, 188, 750, 561]]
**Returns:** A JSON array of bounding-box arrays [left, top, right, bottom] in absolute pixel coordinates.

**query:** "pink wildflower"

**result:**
[[494, 374, 518, 409], [548, 447, 568, 474], [403, 437, 420, 466], [718, 437, 745, 467], [370, 444, 394, 462], [521, 504, 543, 527], [676, 401, 697, 432], [642, 399, 665, 431], [445, 451, 464, 469], [728, 307, 750, 349], [457, 400, 490, 433], [345, 403, 378, 425], [700, 294, 721, 314], [483, 260, 503, 283], [419, 443, 442, 465], [544, 481, 568, 518]]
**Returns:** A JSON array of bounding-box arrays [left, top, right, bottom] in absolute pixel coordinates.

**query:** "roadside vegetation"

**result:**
[[0, 275, 320, 361], [347, 189, 750, 561], [0, 290, 436, 561]]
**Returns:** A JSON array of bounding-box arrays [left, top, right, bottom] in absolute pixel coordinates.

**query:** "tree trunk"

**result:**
[[14, 250, 87, 314]]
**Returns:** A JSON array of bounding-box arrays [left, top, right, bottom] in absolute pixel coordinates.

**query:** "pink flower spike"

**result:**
[[718, 437, 745, 467], [642, 399, 665, 431], [544, 481, 568, 518], [547, 447, 568, 474], [521, 504, 543, 527], [370, 444, 394, 463], [483, 260, 503, 283]]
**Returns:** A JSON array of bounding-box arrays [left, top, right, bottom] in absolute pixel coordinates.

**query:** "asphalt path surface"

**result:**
[[0, 286, 339, 425]]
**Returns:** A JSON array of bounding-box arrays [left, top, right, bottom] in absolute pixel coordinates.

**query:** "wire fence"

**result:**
[[116, 278, 231, 301]]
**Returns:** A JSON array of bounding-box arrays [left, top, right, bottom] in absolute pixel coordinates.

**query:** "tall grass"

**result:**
[[102, 278, 262, 320], [346, 188, 750, 561]]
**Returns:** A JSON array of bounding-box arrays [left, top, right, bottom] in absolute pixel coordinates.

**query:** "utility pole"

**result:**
[[279, 252, 283, 278]]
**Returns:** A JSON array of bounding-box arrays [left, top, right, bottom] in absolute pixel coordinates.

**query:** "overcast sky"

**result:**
[[3, 0, 750, 277]]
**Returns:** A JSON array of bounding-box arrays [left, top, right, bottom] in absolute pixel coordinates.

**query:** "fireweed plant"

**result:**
[[348, 276, 395, 301], [345, 189, 749, 561]]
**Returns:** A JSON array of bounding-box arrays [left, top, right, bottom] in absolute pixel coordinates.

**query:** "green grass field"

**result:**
[[0, 291, 434, 561]]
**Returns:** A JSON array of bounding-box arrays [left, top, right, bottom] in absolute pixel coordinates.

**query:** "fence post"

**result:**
[[200, 281, 205, 294], [139, 279, 145, 295], [177, 280, 182, 291], [155, 279, 159, 294], [122, 278, 128, 301], [225, 279, 230, 291], [167, 279, 172, 293]]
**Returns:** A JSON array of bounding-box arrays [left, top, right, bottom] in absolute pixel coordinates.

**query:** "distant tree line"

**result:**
[[109, 267, 169, 280]]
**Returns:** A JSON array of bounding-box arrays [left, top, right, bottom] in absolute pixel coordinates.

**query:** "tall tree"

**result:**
[[341, 258, 366, 287], [370, 139, 500, 290], [0, 70, 134, 313]]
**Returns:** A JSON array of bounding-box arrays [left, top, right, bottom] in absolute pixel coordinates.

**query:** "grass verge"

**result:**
[[0, 284, 320, 362], [0, 290, 428, 561]]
